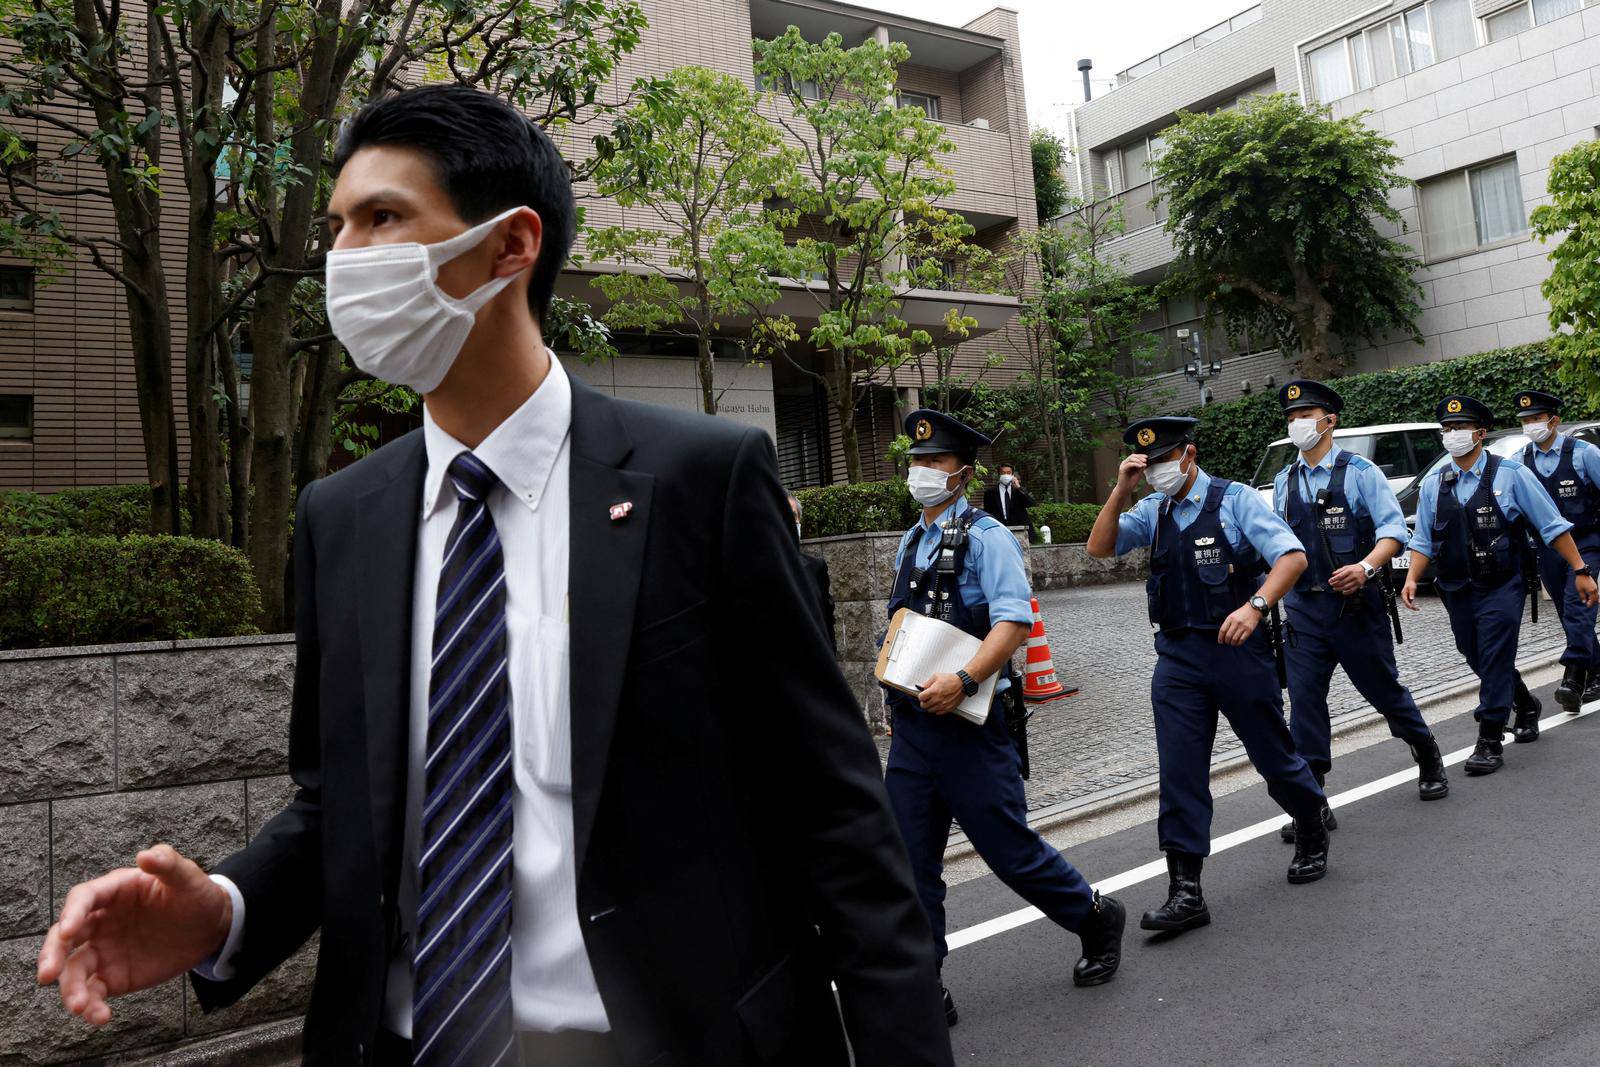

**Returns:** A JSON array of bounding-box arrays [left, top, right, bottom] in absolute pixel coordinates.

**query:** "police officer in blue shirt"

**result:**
[[1272, 380, 1449, 841], [884, 409, 1125, 1026], [1514, 389, 1600, 717], [1087, 416, 1329, 937], [1402, 395, 1597, 774]]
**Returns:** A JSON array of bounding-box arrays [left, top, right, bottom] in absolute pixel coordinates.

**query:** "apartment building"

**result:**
[[1062, 0, 1600, 417], [0, 0, 1038, 493]]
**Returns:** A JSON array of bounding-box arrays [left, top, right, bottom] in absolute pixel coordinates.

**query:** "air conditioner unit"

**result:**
[[969, 118, 990, 129]]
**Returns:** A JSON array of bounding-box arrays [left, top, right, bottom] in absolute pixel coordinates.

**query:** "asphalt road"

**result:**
[[939, 680, 1600, 1066]]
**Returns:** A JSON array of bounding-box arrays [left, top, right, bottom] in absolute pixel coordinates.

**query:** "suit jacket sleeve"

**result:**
[[719, 430, 953, 1066], [191, 481, 327, 1011], [1015, 485, 1036, 509]]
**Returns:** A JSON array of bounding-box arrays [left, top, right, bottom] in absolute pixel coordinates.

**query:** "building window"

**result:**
[[1486, 0, 1585, 42], [0, 266, 32, 310], [897, 91, 940, 121], [1419, 156, 1528, 261], [0, 395, 31, 440], [756, 69, 821, 101], [1307, 0, 1477, 103]]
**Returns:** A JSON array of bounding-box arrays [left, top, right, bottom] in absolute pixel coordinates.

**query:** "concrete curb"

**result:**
[[945, 648, 1565, 858]]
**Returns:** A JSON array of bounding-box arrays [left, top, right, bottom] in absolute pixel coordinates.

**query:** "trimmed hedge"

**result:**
[[1189, 342, 1577, 483], [0, 484, 185, 538], [795, 479, 922, 539], [0, 535, 261, 649], [1027, 503, 1102, 544]]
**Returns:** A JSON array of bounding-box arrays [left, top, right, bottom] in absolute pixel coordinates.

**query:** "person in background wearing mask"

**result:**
[[885, 408, 1126, 1028], [787, 490, 837, 654], [1514, 389, 1600, 716], [1403, 395, 1595, 775], [982, 462, 1036, 533], [1087, 416, 1330, 935], [1271, 380, 1448, 845], [37, 85, 954, 1066]]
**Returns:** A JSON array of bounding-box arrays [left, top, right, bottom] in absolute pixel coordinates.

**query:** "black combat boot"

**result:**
[[1582, 672, 1600, 709], [1072, 891, 1126, 987], [1280, 771, 1337, 842], [942, 985, 957, 1027], [1287, 815, 1329, 884], [1411, 738, 1450, 800], [1139, 853, 1210, 933], [1555, 664, 1586, 714], [1511, 685, 1542, 743], [1464, 722, 1505, 775]]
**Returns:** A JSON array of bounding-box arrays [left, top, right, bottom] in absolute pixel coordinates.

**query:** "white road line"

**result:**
[[946, 701, 1598, 953]]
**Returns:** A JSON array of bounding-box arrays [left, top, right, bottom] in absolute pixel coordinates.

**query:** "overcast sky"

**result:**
[[862, 0, 1253, 134]]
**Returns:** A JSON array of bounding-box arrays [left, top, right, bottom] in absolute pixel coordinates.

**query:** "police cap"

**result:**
[[1436, 395, 1493, 427], [904, 408, 991, 459], [1123, 416, 1198, 459], [1279, 379, 1344, 415], [1513, 389, 1562, 417]]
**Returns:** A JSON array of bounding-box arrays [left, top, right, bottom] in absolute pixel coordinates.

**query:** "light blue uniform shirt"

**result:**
[[1271, 443, 1410, 545], [1526, 432, 1600, 488], [1408, 448, 1573, 559], [894, 495, 1034, 692], [1114, 468, 1305, 564]]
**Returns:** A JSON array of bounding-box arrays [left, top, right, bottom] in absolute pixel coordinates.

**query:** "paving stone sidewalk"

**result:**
[[1017, 581, 1570, 812]]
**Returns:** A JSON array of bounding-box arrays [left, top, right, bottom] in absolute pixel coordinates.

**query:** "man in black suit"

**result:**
[[982, 463, 1036, 534], [787, 491, 836, 654], [37, 86, 950, 1067]]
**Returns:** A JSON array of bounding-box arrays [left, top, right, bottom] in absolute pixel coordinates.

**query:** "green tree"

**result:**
[[1531, 138, 1600, 406], [0, 0, 646, 626], [1030, 126, 1069, 224], [753, 27, 983, 483], [1152, 92, 1423, 379], [588, 65, 796, 414]]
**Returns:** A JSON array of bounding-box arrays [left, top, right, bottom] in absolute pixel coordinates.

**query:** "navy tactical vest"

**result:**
[[1284, 452, 1377, 594], [1431, 454, 1526, 592], [885, 507, 993, 712], [1146, 477, 1265, 632], [1523, 437, 1600, 540]]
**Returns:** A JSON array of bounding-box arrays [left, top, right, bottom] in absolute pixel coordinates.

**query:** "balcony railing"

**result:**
[[1056, 180, 1167, 236], [1114, 4, 1263, 87]]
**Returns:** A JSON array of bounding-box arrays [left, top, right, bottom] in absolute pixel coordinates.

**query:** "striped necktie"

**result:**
[[414, 451, 516, 1066]]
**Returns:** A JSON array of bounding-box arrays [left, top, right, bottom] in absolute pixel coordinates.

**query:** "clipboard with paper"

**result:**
[[875, 607, 996, 725]]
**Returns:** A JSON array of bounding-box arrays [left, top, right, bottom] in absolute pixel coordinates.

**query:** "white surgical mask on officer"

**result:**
[[1145, 450, 1190, 497], [325, 205, 528, 394], [1522, 417, 1554, 445], [1288, 415, 1329, 452], [907, 464, 966, 508], [1441, 427, 1479, 458]]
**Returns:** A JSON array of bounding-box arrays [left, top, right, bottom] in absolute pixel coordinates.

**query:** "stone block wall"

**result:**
[[0, 635, 310, 1066]]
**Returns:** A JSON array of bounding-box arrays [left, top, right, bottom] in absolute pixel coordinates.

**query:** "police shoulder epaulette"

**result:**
[[1345, 452, 1375, 470]]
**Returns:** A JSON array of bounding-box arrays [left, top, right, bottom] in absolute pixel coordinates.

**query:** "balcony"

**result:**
[[748, 0, 1004, 75], [1114, 4, 1263, 88]]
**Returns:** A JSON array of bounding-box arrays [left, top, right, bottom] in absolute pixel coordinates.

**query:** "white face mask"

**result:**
[[1288, 416, 1327, 452], [325, 206, 527, 394], [1523, 419, 1554, 445], [1145, 456, 1188, 497], [1441, 428, 1479, 458], [999, 473, 1014, 486], [908, 465, 963, 508]]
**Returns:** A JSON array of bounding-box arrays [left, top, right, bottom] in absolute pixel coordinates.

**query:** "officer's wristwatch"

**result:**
[[1577, 566, 1595, 580], [1248, 594, 1269, 614], [1360, 562, 1377, 580], [955, 669, 980, 697]]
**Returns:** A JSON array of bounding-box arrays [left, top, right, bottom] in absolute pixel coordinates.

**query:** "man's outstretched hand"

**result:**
[[37, 844, 232, 1026]]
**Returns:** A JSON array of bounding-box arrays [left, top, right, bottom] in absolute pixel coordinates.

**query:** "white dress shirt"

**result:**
[[203, 352, 609, 1037]]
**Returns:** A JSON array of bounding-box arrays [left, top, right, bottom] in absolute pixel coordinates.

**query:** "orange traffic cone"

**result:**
[[1022, 597, 1078, 703]]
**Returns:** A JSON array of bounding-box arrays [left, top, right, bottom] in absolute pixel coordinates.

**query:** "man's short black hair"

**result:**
[[998, 462, 1015, 472], [334, 85, 575, 326]]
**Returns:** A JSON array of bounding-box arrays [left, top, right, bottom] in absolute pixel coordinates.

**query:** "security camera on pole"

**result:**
[[1178, 328, 1222, 406]]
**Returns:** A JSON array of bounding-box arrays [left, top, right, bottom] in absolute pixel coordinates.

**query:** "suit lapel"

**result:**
[[567, 380, 653, 874], [355, 433, 426, 897]]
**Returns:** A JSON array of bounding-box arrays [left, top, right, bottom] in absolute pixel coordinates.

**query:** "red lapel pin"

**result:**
[[609, 501, 633, 521]]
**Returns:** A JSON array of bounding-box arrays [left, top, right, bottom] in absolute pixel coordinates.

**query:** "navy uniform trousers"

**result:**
[[1152, 628, 1324, 856], [1284, 589, 1431, 777], [886, 696, 1093, 961], [1537, 532, 1600, 672], [1438, 574, 1527, 727]]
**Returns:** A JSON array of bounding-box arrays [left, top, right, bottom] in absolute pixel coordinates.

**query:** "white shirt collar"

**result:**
[[421, 349, 572, 519]]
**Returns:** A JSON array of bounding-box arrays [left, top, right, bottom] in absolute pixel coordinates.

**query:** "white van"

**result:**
[[1251, 423, 1445, 507]]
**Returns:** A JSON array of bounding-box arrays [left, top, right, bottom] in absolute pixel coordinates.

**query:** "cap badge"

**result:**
[[1137, 427, 1156, 446], [914, 419, 934, 441], [1286, 384, 1301, 400], [1520, 395, 1532, 407], [1447, 399, 1463, 414]]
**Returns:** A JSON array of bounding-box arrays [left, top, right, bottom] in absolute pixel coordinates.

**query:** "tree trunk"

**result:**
[[217, 336, 251, 553], [825, 348, 862, 483], [294, 341, 341, 491]]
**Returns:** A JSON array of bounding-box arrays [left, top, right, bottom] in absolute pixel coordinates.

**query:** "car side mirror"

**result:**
[[1378, 463, 1397, 476]]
